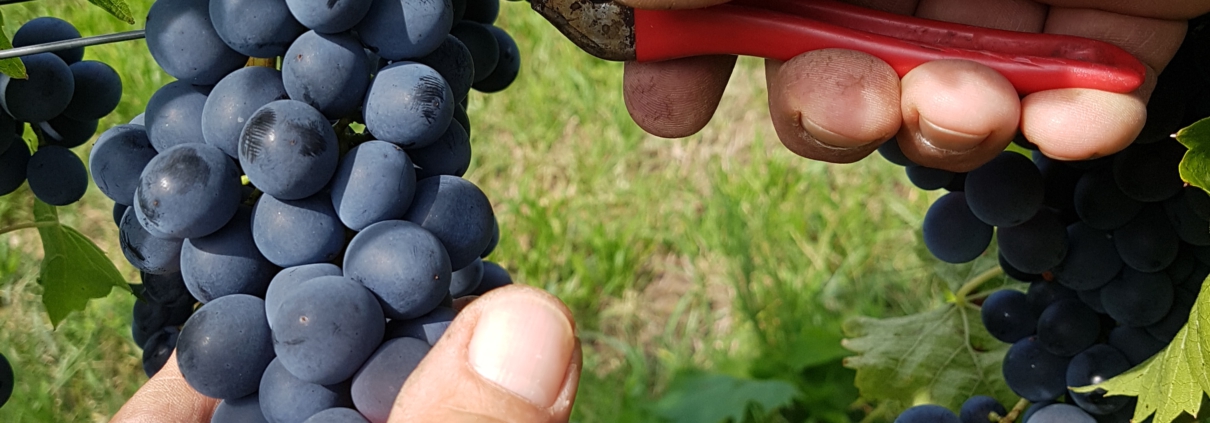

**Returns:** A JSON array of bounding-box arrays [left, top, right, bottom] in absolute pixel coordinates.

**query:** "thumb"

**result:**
[[110, 351, 218, 423], [388, 285, 582, 423]]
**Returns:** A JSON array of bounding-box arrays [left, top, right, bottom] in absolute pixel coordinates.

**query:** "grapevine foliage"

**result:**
[[653, 372, 799, 423], [32, 200, 129, 327], [85, 0, 135, 24], [0, 10, 26, 80], [1076, 118, 1210, 423]]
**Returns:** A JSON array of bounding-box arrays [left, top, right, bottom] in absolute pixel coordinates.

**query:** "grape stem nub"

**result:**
[[954, 266, 1006, 308]]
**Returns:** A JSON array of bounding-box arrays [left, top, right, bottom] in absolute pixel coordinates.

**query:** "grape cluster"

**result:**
[[85, 0, 519, 419], [884, 26, 1210, 423], [0, 17, 122, 206]]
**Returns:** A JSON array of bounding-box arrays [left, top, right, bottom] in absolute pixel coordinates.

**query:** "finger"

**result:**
[[1023, 8, 1186, 160], [913, 0, 1047, 32], [111, 351, 219, 423], [623, 55, 736, 138], [389, 285, 581, 423], [1034, 0, 1210, 20], [614, 0, 731, 9], [897, 60, 1022, 172], [764, 49, 901, 163]]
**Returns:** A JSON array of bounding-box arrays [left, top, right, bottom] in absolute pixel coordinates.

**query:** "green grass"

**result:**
[[0, 1, 951, 422]]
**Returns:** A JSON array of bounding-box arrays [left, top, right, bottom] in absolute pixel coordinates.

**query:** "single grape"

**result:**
[[450, 258, 484, 298], [384, 306, 456, 346], [283, 30, 370, 120], [251, 193, 346, 267], [1112, 140, 1185, 203], [407, 120, 471, 180], [302, 408, 369, 423], [258, 358, 354, 423], [269, 276, 386, 385], [0, 353, 14, 408], [329, 140, 417, 231], [1026, 404, 1095, 423], [356, 0, 453, 60], [958, 395, 1006, 423], [177, 294, 275, 400], [1053, 223, 1122, 291], [286, 0, 372, 33], [403, 175, 496, 270], [63, 60, 122, 120], [181, 206, 279, 303], [90, 124, 157, 206], [131, 297, 193, 347], [416, 35, 474, 103], [877, 138, 915, 167], [473, 25, 521, 93], [1077, 287, 1106, 314], [344, 220, 452, 320], [922, 192, 993, 263], [1115, 204, 1180, 272], [363, 62, 454, 149], [350, 337, 431, 423], [471, 261, 512, 296], [450, 21, 498, 83], [145, 80, 210, 152], [12, 17, 83, 64], [1025, 282, 1078, 316], [210, 0, 306, 57], [1036, 299, 1100, 357], [893, 404, 958, 423], [0, 53, 73, 122], [26, 145, 88, 206], [202, 66, 289, 159], [1108, 326, 1167, 366], [141, 271, 194, 306], [462, 0, 499, 24], [145, 0, 248, 85], [1164, 192, 1210, 246], [1001, 337, 1070, 402], [905, 166, 954, 191], [37, 115, 98, 149], [1073, 170, 1144, 231], [481, 218, 499, 258], [211, 393, 268, 423], [141, 326, 179, 378], [239, 100, 339, 200], [119, 207, 184, 275], [264, 263, 342, 329], [980, 290, 1037, 344], [997, 209, 1068, 274], [1146, 292, 1195, 342], [963, 151, 1044, 227], [1100, 269, 1174, 327]]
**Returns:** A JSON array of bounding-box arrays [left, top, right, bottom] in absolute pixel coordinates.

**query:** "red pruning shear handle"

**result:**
[[531, 0, 1147, 95]]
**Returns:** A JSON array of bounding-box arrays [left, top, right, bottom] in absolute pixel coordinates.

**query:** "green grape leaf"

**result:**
[[1177, 117, 1210, 193], [654, 371, 799, 423], [842, 304, 1016, 412], [33, 200, 129, 327], [86, 0, 136, 24], [0, 10, 28, 80], [1075, 279, 1210, 423]]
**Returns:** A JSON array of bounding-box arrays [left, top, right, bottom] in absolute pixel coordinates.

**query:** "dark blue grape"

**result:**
[[131, 293, 194, 348], [0, 353, 10, 408], [481, 218, 499, 258], [1182, 261, 1210, 292], [344, 220, 451, 319], [0, 53, 73, 122], [462, 0, 499, 24], [0, 138, 30, 195], [471, 261, 512, 296], [416, 35, 474, 103], [384, 306, 455, 346], [473, 25, 520, 93], [1115, 205, 1180, 272], [90, 125, 156, 205], [980, 290, 1037, 344], [407, 119, 470, 180], [145, 80, 210, 153], [364, 62, 454, 148], [210, 0, 306, 57], [264, 263, 342, 329], [26, 145, 87, 206], [1025, 282, 1077, 316], [12, 17, 82, 64], [877, 138, 914, 167], [136, 143, 242, 238], [1066, 345, 1132, 415], [63, 60, 122, 120], [269, 276, 385, 385], [997, 209, 1068, 274], [258, 358, 354, 423], [1036, 299, 1100, 357], [1020, 400, 1055, 423], [356, 0, 453, 60], [1113, 141, 1184, 203], [1073, 170, 1144, 230], [1002, 336, 1070, 402], [922, 192, 993, 263], [239, 100, 339, 200], [145, 0, 248, 85], [301, 408, 368, 423], [1101, 269, 1174, 327], [350, 337, 430, 423], [142, 326, 179, 378], [202, 66, 289, 159], [1167, 247, 1197, 283], [142, 271, 194, 306], [959, 395, 1005, 423], [286, 0, 372, 33], [1146, 291, 1194, 342], [450, 258, 484, 298], [1077, 287, 1106, 314], [893, 404, 958, 423], [252, 193, 345, 267], [177, 294, 275, 400], [181, 206, 279, 303], [120, 207, 184, 275], [1108, 326, 1166, 366], [1181, 186, 1210, 221], [1027, 404, 1095, 423], [37, 115, 98, 149], [283, 31, 370, 119], [1033, 152, 1082, 218], [1053, 223, 1122, 290], [964, 152, 1044, 227], [905, 166, 954, 191], [1165, 192, 1210, 246], [329, 140, 416, 231], [450, 21, 498, 83], [113, 203, 128, 227], [404, 175, 496, 270], [1000, 253, 1041, 283], [0, 111, 16, 154], [212, 393, 269, 423]]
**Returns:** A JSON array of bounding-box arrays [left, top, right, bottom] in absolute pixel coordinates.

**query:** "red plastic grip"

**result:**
[[632, 0, 1146, 95]]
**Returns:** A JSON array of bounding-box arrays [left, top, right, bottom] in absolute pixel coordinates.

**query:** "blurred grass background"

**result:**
[[0, 1, 957, 421]]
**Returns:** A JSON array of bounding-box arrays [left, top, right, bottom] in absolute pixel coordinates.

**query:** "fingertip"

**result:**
[[623, 55, 736, 138], [111, 351, 219, 423], [1022, 88, 1147, 161]]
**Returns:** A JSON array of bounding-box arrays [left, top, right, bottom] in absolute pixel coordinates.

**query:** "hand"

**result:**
[[618, 0, 1210, 172], [111, 285, 582, 423]]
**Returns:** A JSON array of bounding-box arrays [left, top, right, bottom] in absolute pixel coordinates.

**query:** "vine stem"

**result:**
[[954, 266, 1005, 308], [0, 221, 56, 236], [993, 398, 1031, 423]]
